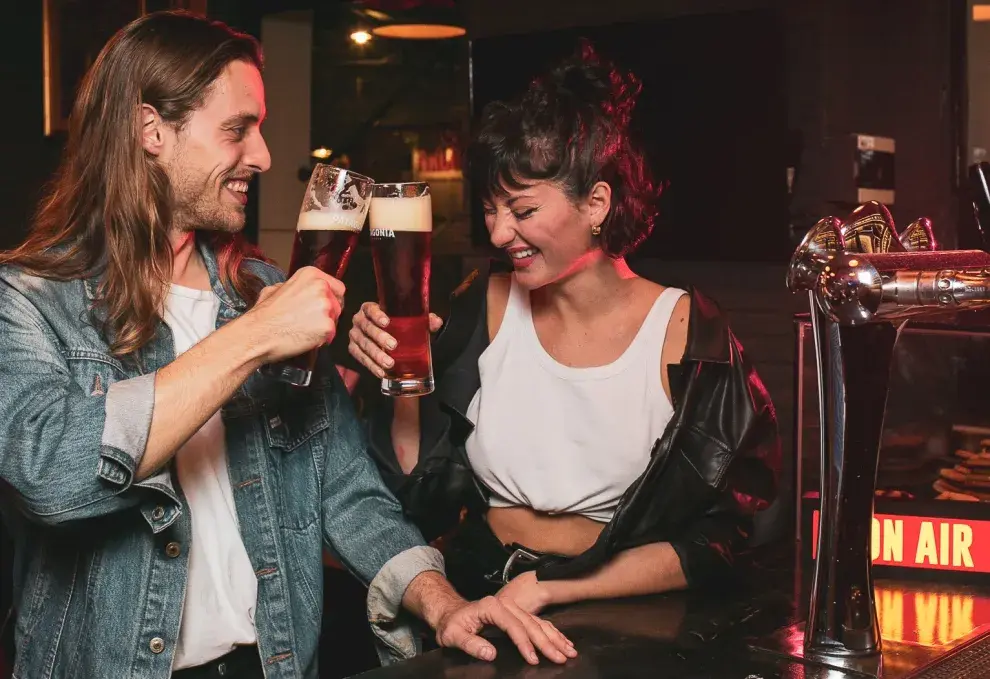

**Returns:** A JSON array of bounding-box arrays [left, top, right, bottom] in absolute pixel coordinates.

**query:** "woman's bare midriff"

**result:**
[[486, 506, 605, 557]]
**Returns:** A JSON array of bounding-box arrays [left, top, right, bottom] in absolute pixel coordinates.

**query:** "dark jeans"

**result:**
[[171, 645, 264, 679], [444, 514, 517, 601], [444, 513, 569, 601]]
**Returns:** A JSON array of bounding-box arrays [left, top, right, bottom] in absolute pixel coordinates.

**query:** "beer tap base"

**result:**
[[749, 623, 884, 677], [749, 617, 990, 678]]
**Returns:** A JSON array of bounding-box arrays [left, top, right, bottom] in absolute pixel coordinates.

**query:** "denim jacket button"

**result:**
[[165, 542, 182, 558], [149, 637, 165, 654], [151, 506, 165, 521]]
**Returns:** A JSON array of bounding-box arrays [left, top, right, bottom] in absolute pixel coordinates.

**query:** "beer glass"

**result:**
[[369, 182, 434, 396], [260, 164, 374, 387]]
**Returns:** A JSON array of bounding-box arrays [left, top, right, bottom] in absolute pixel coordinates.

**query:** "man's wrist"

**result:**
[[225, 313, 272, 370], [404, 570, 467, 630]]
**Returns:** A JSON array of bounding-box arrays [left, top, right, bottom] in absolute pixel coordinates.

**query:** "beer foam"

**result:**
[[369, 194, 433, 233], [297, 209, 365, 232]]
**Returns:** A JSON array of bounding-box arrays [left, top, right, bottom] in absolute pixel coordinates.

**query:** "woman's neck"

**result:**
[[530, 254, 636, 322]]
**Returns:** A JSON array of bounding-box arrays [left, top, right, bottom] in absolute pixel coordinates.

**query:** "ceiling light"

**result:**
[[359, 1, 466, 40], [350, 29, 373, 44], [371, 23, 465, 39]]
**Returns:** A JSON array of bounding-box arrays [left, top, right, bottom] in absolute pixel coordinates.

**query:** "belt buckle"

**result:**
[[502, 546, 541, 584]]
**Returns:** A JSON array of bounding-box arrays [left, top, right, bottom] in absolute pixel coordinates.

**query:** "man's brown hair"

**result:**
[[1, 11, 267, 356]]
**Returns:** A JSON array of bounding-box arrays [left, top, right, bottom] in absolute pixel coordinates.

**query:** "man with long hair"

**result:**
[[0, 11, 574, 679]]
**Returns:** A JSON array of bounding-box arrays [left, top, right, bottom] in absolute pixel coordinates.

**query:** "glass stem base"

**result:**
[[381, 375, 434, 397]]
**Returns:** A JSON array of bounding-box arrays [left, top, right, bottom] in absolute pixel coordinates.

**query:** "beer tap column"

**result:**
[[785, 206, 902, 660], [804, 319, 895, 657], [797, 244, 990, 660]]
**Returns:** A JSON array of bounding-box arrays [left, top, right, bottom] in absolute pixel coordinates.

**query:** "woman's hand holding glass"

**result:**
[[348, 302, 443, 379]]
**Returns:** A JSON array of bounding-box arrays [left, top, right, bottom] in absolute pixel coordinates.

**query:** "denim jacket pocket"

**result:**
[[263, 390, 330, 531]]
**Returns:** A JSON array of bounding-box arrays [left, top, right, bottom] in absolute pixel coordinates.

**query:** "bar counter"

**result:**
[[351, 556, 990, 679]]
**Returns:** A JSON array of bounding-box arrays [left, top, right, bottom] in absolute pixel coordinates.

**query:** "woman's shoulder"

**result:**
[[642, 281, 731, 364], [624, 278, 691, 366], [631, 278, 691, 322]]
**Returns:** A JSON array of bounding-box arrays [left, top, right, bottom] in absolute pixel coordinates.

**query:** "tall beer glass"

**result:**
[[260, 164, 374, 387], [369, 182, 434, 396]]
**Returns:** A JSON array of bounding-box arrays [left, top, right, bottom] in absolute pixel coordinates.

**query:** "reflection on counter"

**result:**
[[745, 582, 990, 678], [875, 583, 990, 647]]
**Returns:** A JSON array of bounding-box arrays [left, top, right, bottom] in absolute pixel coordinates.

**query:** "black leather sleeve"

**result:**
[[666, 331, 781, 587]]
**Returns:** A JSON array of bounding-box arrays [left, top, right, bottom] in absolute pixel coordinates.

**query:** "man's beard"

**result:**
[[171, 181, 245, 234]]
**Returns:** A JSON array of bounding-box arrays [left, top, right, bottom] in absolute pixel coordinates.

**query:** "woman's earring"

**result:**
[[591, 223, 602, 236]]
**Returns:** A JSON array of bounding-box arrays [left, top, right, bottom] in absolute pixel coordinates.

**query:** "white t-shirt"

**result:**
[[163, 284, 258, 670]]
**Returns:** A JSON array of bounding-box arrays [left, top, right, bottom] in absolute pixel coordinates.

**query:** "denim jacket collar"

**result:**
[[81, 235, 247, 313], [198, 236, 248, 312]]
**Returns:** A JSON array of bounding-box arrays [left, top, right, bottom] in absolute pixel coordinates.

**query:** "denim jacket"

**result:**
[[0, 239, 442, 679]]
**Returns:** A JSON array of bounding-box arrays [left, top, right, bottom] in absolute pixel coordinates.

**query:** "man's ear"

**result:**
[[141, 104, 166, 156]]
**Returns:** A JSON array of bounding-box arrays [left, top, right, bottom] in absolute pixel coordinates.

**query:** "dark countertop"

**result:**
[[350, 562, 990, 679]]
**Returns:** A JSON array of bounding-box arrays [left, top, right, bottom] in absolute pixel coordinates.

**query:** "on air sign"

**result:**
[[810, 510, 990, 572]]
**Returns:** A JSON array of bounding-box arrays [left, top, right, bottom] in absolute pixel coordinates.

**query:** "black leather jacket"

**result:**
[[363, 261, 781, 588]]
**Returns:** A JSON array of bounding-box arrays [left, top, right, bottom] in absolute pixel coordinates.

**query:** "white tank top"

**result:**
[[465, 276, 685, 523], [163, 284, 258, 670]]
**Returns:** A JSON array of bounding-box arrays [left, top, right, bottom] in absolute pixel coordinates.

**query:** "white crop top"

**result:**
[[464, 276, 686, 523]]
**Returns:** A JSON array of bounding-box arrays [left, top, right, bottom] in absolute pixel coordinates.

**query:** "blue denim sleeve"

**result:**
[[318, 367, 444, 662], [0, 284, 177, 528]]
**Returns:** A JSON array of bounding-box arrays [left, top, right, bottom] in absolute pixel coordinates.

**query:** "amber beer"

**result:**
[[369, 182, 434, 396], [260, 164, 373, 387], [290, 209, 363, 279]]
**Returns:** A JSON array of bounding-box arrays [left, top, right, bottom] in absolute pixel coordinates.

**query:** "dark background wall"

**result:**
[[0, 1, 266, 251]]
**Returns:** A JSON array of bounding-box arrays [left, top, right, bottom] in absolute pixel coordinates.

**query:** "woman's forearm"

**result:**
[[391, 397, 421, 474], [542, 542, 687, 606]]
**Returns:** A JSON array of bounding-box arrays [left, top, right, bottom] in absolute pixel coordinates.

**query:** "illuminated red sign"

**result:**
[[810, 510, 990, 573]]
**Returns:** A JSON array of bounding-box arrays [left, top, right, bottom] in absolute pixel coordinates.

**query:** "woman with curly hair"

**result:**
[[348, 43, 780, 615]]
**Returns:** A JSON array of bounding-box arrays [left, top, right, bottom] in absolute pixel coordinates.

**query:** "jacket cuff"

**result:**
[[367, 545, 445, 664], [97, 372, 156, 486], [669, 535, 738, 589], [96, 372, 182, 532]]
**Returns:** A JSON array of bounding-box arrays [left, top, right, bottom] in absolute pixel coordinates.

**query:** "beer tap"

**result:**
[[778, 202, 990, 675], [786, 201, 903, 667]]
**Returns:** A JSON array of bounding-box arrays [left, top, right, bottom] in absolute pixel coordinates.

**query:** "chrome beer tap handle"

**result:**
[[815, 251, 990, 325], [838, 201, 904, 255], [787, 216, 845, 293], [899, 217, 937, 251]]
